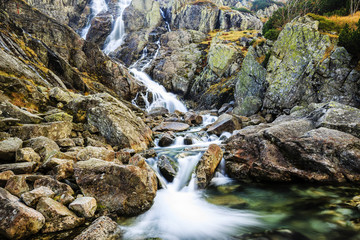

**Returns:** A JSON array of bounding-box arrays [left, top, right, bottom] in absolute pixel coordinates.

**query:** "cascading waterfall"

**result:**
[[123, 118, 261, 240], [80, 0, 108, 39], [103, 0, 132, 54], [79, 3, 261, 239]]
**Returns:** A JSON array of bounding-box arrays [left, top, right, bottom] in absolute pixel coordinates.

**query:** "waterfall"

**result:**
[[123, 119, 261, 240], [80, 0, 108, 39], [130, 69, 187, 113], [103, 0, 132, 54]]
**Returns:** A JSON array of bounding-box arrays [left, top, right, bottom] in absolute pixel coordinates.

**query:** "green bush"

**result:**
[[339, 20, 360, 57], [231, 7, 252, 14], [307, 13, 340, 32], [251, 0, 283, 11], [264, 29, 280, 40]]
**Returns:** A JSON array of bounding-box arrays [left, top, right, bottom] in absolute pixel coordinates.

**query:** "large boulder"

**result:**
[[196, 144, 223, 189], [74, 158, 157, 216], [123, 0, 162, 32], [264, 16, 360, 113], [171, 1, 220, 33], [207, 114, 241, 136], [68, 94, 153, 152], [234, 46, 267, 116], [36, 197, 84, 233], [208, 42, 242, 77], [0, 188, 45, 239], [218, 9, 263, 31], [153, 122, 190, 132], [224, 114, 360, 183]]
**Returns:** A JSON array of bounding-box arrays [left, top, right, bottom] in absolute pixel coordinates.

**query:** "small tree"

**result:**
[[349, 0, 360, 15]]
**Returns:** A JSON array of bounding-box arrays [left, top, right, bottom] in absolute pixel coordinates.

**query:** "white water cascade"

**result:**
[[123, 119, 261, 239], [103, 0, 132, 54], [80, 0, 108, 39]]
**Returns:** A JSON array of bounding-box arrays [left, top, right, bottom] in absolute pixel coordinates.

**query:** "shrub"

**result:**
[[231, 7, 252, 14], [307, 13, 341, 32], [339, 19, 360, 57], [264, 29, 280, 40]]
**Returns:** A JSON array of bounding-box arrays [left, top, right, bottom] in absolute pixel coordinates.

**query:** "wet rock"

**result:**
[[73, 216, 122, 240], [33, 177, 75, 205], [0, 101, 42, 124], [184, 112, 203, 126], [24, 136, 60, 161], [69, 197, 97, 218], [207, 114, 241, 136], [0, 188, 45, 239], [0, 137, 23, 163], [184, 134, 194, 145], [238, 228, 310, 240], [141, 149, 157, 159], [36, 197, 84, 233], [158, 155, 178, 182], [196, 144, 223, 189], [10, 121, 72, 141], [86, 14, 113, 46], [158, 132, 176, 147], [68, 94, 153, 152], [76, 146, 116, 162], [5, 175, 29, 197], [0, 162, 38, 174], [21, 186, 55, 207], [74, 158, 157, 216], [42, 158, 74, 180], [153, 122, 190, 132], [0, 170, 15, 187], [148, 107, 169, 117], [15, 147, 41, 163]]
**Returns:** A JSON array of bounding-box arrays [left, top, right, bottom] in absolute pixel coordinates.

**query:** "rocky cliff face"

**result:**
[[24, 0, 90, 31], [1, 0, 140, 105]]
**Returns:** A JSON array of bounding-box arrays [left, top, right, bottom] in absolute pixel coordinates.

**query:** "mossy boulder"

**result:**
[[234, 46, 266, 116]]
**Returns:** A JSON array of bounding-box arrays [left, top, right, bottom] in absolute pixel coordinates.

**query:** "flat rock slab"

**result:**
[[153, 122, 190, 132], [9, 121, 72, 141], [0, 162, 38, 174]]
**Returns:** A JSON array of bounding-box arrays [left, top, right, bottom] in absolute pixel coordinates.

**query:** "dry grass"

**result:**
[[326, 11, 360, 30]]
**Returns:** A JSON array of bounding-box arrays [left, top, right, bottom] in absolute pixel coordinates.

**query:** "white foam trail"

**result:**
[[81, 0, 108, 39], [130, 69, 187, 113], [103, 0, 132, 54], [123, 154, 261, 240]]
